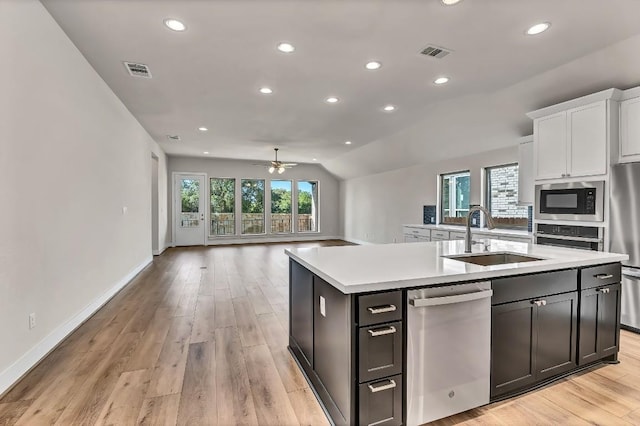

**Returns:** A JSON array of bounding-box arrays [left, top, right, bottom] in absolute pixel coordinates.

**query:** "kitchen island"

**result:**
[[285, 239, 628, 426]]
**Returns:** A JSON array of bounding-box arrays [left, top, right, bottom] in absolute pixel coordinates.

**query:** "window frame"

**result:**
[[439, 170, 471, 225], [240, 178, 266, 235], [270, 179, 293, 234], [209, 177, 236, 237], [296, 180, 320, 233], [484, 163, 529, 230]]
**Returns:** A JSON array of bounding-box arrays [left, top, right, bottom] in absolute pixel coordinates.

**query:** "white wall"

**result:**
[[168, 156, 341, 243], [0, 0, 168, 394], [340, 146, 518, 244]]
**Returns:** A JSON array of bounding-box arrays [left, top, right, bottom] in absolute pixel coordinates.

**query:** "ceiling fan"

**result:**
[[257, 148, 298, 174]]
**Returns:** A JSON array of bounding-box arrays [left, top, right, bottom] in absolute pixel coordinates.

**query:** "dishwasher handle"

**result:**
[[409, 289, 493, 308]]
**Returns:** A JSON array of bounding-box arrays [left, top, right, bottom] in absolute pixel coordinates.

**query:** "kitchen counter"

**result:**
[[404, 223, 532, 238], [285, 239, 627, 294]]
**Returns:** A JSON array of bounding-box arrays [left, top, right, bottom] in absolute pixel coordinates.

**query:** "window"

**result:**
[[210, 178, 235, 236], [241, 179, 265, 234], [297, 180, 318, 232], [271, 180, 292, 233], [440, 171, 470, 225], [486, 164, 529, 229], [180, 178, 201, 227]]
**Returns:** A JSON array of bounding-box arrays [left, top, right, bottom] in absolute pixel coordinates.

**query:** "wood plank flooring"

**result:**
[[2, 241, 640, 425]]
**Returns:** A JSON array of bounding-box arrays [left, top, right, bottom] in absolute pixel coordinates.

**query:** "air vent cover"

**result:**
[[124, 62, 152, 78], [420, 45, 452, 59], [167, 135, 181, 142]]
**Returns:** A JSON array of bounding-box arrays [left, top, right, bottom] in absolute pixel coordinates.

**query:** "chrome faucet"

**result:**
[[465, 206, 496, 253]]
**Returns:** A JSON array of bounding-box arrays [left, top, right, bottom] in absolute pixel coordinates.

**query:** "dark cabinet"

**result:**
[[358, 375, 403, 426], [578, 283, 621, 365], [358, 321, 403, 383], [290, 261, 314, 367]]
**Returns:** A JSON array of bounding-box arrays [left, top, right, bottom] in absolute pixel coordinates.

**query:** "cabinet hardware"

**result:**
[[368, 325, 397, 337], [595, 274, 614, 280], [368, 304, 397, 315], [598, 287, 611, 294], [368, 379, 396, 393], [531, 300, 547, 307]]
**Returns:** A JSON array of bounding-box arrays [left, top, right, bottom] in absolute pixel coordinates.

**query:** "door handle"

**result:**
[[368, 379, 396, 393], [368, 325, 396, 337], [532, 300, 547, 307], [598, 287, 611, 294], [595, 274, 614, 280], [409, 289, 493, 307], [367, 304, 397, 315]]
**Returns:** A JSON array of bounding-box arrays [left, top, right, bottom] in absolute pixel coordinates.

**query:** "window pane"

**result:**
[[271, 180, 292, 233], [241, 179, 265, 234], [486, 164, 529, 229], [440, 171, 470, 225], [181, 178, 200, 228], [210, 178, 235, 236], [298, 181, 318, 232]]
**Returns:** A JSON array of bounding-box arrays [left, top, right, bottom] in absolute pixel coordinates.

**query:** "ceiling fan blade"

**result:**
[[281, 163, 298, 166]]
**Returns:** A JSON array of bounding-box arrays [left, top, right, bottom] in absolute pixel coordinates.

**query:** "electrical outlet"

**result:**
[[122, 206, 128, 215], [29, 313, 36, 329]]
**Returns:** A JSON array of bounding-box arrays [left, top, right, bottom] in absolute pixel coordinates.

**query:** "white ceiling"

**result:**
[[41, 0, 640, 179]]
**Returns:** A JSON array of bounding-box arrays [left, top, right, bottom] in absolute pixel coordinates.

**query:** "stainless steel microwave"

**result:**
[[535, 181, 604, 222]]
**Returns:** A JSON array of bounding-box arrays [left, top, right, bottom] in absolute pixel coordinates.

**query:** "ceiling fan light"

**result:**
[[278, 167, 285, 174], [268, 166, 275, 174]]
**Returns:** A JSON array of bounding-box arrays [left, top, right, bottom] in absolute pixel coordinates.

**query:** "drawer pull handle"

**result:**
[[595, 274, 614, 280], [368, 325, 396, 337], [598, 287, 611, 294], [368, 304, 397, 315], [368, 379, 396, 393], [532, 300, 547, 307]]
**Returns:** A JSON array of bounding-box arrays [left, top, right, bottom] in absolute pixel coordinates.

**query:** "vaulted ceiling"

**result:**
[[41, 0, 640, 179]]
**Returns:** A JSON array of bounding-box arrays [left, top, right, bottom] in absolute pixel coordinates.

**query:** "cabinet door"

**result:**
[[359, 321, 403, 383], [313, 277, 352, 423], [620, 97, 640, 160], [518, 140, 534, 205], [290, 261, 314, 367], [536, 292, 577, 381], [491, 300, 536, 398], [578, 287, 600, 366], [404, 235, 418, 243], [568, 101, 607, 177], [597, 283, 621, 358], [534, 112, 567, 180], [359, 375, 403, 426]]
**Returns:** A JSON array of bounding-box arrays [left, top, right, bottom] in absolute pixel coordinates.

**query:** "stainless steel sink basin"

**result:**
[[444, 252, 544, 266]]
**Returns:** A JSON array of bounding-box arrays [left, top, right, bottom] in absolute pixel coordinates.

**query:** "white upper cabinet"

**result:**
[[517, 137, 534, 205], [534, 112, 567, 180], [528, 89, 621, 182], [620, 96, 640, 162], [567, 101, 607, 177]]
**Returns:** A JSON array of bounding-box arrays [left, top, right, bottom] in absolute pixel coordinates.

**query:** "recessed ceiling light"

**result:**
[[345, 141, 352, 145], [277, 42, 295, 53], [365, 61, 382, 70], [312, 158, 317, 161], [434, 77, 449, 85], [326, 96, 339, 103], [164, 19, 186, 32], [441, 0, 462, 5], [259, 87, 273, 94], [203, 151, 209, 154], [198, 127, 208, 132], [383, 105, 396, 112], [526, 22, 551, 35]]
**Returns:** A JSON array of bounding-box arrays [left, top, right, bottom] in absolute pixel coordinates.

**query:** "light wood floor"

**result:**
[[1, 241, 640, 426]]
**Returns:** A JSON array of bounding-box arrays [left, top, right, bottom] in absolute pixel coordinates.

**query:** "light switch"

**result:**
[[122, 206, 128, 215], [320, 296, 326, 317]]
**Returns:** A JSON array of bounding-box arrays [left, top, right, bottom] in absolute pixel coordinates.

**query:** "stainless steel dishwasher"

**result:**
[[406, 282, 492, 425]]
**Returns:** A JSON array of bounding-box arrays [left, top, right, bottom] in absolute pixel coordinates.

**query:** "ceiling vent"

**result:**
[[124, 62, 152, 78], [420, 45, 452, 59], [167, 135, 181, 142]]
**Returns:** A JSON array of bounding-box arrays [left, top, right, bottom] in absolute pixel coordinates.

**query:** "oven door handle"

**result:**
[[534, 233, 602, 243]]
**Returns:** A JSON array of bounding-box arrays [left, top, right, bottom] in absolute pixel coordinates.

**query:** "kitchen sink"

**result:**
[[444, 252, 544, 266]]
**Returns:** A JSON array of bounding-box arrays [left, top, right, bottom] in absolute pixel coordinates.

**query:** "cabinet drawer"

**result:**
[[449, 231, 466, 240], [404, 227, 430, 237], [580, 263, 621, 290], [359, 375, 403, 426], [358, 291, 402, 326], [431, 230, 450, 239], [492, 269, 578, 305], [359, 321, 403, 383]]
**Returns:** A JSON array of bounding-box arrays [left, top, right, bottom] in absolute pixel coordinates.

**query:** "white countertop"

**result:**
[[404, 224, 532, 238], [285, 240, 628, 294]]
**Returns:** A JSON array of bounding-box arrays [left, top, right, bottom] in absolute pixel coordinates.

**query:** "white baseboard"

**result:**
[[204, 235, 344, 246], [342, 237, 373, 245], [0, 256, 152, 397], [153, 245, 168, 256]]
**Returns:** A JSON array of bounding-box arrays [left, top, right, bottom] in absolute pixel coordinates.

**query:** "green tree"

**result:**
[[181, 179, 200, 212], [242, 180, 265, 213], [211, 178, 235, 213], [298, 191, 312, 214], [271, 188, 292, 213]]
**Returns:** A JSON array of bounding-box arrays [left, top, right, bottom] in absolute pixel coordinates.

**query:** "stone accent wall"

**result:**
[[489, 165, 529, 219]]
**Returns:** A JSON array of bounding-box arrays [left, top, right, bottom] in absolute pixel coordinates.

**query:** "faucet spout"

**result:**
[[465, 206, 496, 253]]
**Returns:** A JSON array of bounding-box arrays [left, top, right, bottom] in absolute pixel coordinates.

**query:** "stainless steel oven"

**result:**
[[535, 181, 604, 222], [535, 224, 604, 251]]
